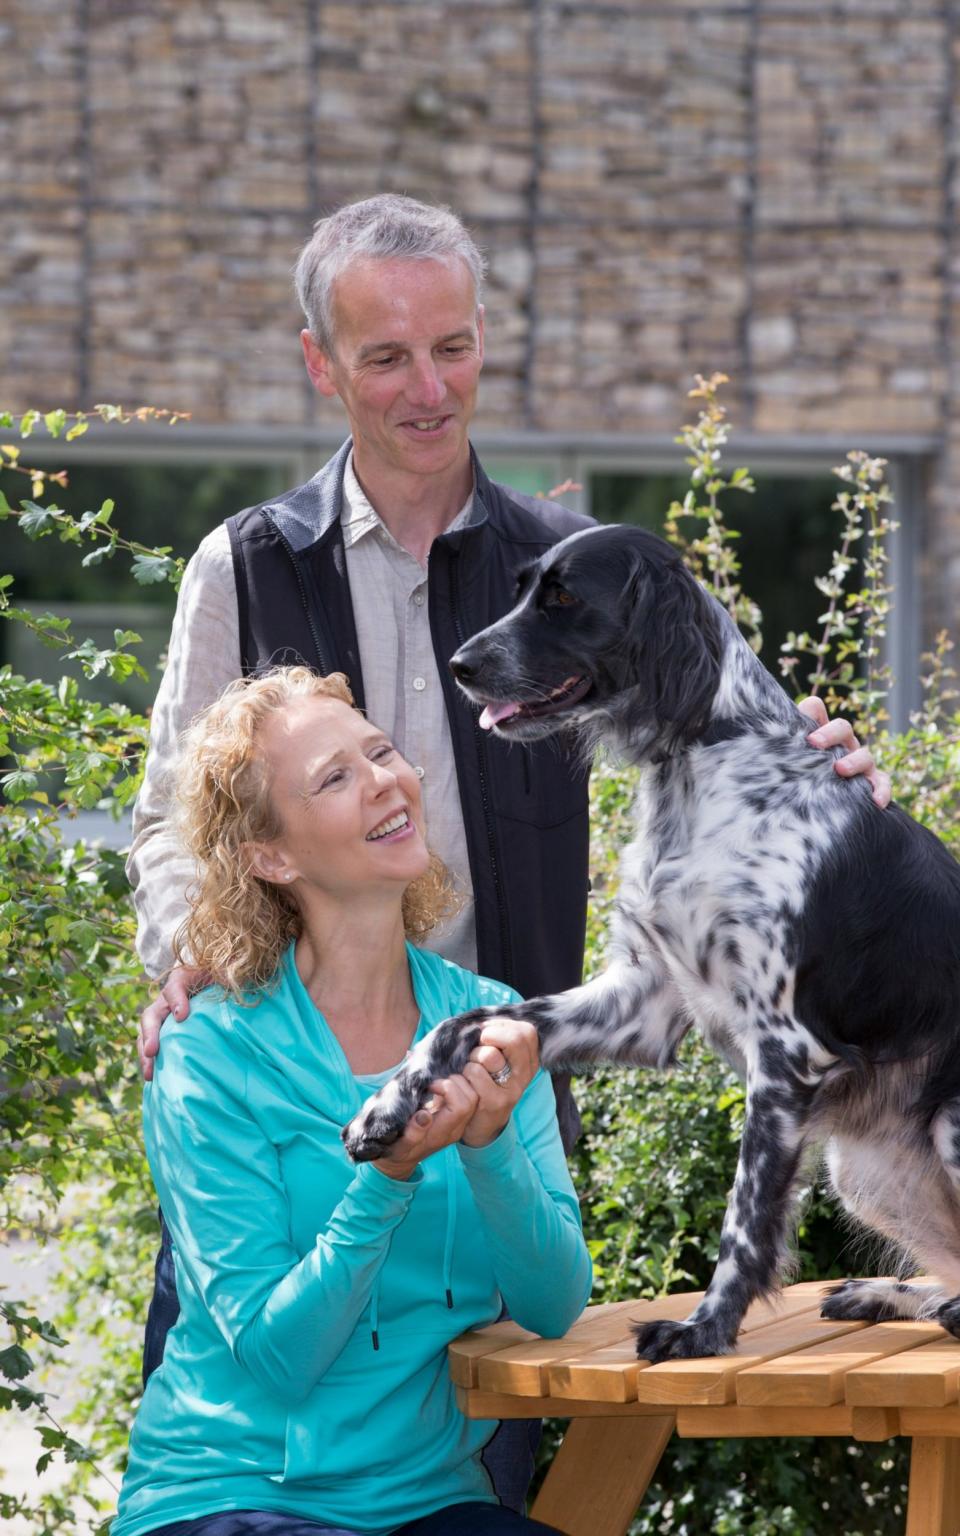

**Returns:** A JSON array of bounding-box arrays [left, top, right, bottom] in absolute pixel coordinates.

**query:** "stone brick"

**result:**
[[756, 12, 946, 226], [88, 0, 312, 214], [540, 5, 751, 223], [312, 4, 534, 221], [86, 209, 306, 424], [0, 205, 85, 410], [0, 1, 84, 203], [531, 224, 747, 432]]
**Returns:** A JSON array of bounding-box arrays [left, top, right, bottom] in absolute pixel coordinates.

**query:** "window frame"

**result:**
[[17, 423, 933, 731]]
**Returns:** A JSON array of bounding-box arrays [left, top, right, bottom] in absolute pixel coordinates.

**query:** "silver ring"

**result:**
[[490, 1063, 513, 1086]]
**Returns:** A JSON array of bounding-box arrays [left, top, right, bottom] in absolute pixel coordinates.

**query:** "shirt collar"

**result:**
[[340, 450, 477, 552]]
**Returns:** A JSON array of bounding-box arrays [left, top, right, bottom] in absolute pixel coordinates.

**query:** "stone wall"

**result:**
[[2, 0, 958, 619]]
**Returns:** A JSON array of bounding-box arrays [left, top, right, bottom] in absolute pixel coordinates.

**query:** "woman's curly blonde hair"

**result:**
[[173, 666, 459, 998]]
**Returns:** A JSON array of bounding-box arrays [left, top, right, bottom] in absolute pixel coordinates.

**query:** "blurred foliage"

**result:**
[[1, 385, 958, 1533]]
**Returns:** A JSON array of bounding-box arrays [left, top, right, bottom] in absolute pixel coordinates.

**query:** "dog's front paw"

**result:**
[[633, 1317, 734, 1363], [341, 1071, 428, 1163]]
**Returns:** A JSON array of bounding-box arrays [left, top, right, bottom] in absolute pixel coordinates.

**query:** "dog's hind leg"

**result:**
[[821, 1126, 960, 1324], [342, 952, 685, 1162], [634, 1040, 819, 1363], [922, 1100, 960, 1337]]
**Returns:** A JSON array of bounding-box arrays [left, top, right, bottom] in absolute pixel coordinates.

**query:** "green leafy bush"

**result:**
[[2, 388, 958, 1533]]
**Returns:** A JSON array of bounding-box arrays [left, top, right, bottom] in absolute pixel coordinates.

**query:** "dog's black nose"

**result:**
[[450, 652, 476, 684]]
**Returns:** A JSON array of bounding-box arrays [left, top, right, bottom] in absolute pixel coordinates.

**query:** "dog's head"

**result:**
[[451, 524, 725, 756]]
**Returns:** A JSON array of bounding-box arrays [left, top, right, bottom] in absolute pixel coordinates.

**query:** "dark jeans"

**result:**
[[149, 1506, 562, 1534], [143, 1214, 541, 1515], [149, 1506, 561, 1534]]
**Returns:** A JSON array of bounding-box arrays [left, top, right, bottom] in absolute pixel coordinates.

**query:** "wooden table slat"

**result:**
[[736, 1320, 946, 1407], [845, 1337, 960, 1408], [633, 1310, 863, 1407], [475, 1298, 689, 1397], [901, 1408, 960, 1438], [447, 1319, 537, 1388], [544, 1292, 705, 1403], [546, 1284, 830, 1403], [676, 1404, 858, 1438], [455, 1386, 683, 1420], [448, 1301, 652, 1388]]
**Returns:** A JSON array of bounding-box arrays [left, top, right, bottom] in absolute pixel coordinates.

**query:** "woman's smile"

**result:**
[[365, 809, 413, 842]]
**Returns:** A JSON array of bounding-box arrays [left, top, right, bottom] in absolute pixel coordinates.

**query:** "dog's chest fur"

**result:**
[[607, 730, 854, 1073]]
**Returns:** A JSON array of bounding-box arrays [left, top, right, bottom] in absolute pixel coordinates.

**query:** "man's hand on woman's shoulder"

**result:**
[[138, 965, 210, 1081]]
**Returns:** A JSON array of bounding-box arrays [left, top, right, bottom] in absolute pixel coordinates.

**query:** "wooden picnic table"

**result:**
[[450, 1281, 960, 1536]]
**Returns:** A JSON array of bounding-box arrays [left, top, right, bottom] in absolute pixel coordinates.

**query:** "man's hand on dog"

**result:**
[[797, 695, 891, 809]]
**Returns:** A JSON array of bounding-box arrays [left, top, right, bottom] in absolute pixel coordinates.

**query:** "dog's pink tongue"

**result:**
[[479, 700, 522, 731]]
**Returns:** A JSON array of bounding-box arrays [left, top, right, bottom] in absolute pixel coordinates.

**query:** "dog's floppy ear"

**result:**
[[622, 547, 723, 751]]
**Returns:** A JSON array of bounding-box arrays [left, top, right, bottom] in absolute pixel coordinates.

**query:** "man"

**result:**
[[129, 193, 887, 1510]]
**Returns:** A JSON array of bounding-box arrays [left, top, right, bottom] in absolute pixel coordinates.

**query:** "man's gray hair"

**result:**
[[294, 194, 486, 355]]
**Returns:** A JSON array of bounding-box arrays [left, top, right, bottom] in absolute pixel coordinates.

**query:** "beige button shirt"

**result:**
[[127, 454, 478, 978], [341, 454, 477, 970]]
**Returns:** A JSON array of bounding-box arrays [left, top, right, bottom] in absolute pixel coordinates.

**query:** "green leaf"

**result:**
[[81, 544, 113, 568], [43, 409, 67, 439], [18, 409, 40, 438], [131, 552, 177, 585], [67, 919, 99, 952], [97, 497, 115, 522], [18, 502, 59, 539], [65, 418, 90, 441], [1, 769, 39, 802], [0, 1344, 33, 1381]]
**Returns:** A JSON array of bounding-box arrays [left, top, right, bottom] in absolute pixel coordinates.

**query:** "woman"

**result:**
[[113, 666, 592, 1536]]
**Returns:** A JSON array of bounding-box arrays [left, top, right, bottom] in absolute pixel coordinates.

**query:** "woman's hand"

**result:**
[[460, 1017, 541, 1149], [372, 1017, 540, 1177], [373, 1074, 481, 1181]]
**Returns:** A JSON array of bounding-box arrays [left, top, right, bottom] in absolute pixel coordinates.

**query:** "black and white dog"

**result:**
[[343, 523, 960, 1364]]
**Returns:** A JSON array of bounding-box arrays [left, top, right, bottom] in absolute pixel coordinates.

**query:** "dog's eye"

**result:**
[[546, 585, 577, 608]]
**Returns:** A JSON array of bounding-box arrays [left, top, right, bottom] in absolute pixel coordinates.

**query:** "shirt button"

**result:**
[[413, 592, 425, 606], [415, 766, 425, 780], [412, 676, 427, 692]]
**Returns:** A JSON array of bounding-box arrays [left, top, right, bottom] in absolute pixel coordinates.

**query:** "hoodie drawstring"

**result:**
[[369, 1146, 459, 1349], [442, 1149, 457, 1310], [370, 1275, 381, 1351]]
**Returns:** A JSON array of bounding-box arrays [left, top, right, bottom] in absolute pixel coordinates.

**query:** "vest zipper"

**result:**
[[447, 550, 513, 985], [266, 512, 332, 675]]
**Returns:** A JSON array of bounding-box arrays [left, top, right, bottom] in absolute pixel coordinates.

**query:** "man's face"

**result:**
[[301, 255, 484, 487]]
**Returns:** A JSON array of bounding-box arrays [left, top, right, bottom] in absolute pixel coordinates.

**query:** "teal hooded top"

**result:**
[[113, 943, 592, 1536]]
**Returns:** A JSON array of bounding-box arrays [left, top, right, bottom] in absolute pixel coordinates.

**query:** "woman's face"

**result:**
[[258, 695, 430, 899]]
